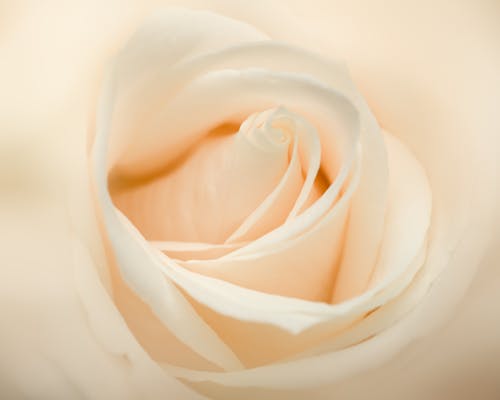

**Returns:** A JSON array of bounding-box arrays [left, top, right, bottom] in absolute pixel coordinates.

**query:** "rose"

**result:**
[[92, 2, 433, 373], [1, 1, 499, 399], [77, 4, 500, 399]]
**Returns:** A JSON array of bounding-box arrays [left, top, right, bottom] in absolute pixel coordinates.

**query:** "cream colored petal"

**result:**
[[330, 113, 388, 302], [367, 131, 432, 287], [225, 109, 305, 243], [284, 110, 322, 220], [93, 80, 243, 371], [152, 240, 244, 260]]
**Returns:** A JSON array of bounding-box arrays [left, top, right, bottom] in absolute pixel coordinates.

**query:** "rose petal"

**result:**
[[225, 109, 308, 243], [93, 80, 244, 371]]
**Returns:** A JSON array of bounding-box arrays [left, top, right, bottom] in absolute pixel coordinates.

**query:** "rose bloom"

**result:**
[[1, 1, 500, 399]]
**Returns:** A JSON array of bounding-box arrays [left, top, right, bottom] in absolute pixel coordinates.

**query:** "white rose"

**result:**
[[1, 1, 499, 399]]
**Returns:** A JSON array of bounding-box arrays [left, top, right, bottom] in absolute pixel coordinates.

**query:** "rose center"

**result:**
[[110, 107, 328, 251]]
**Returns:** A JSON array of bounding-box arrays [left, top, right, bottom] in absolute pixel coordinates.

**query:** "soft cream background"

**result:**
[[0, 1, 499, 399]]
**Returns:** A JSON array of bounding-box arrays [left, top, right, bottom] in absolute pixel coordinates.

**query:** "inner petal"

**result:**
[[226, 107, 323, 243], [111, 111, 293, 244]]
